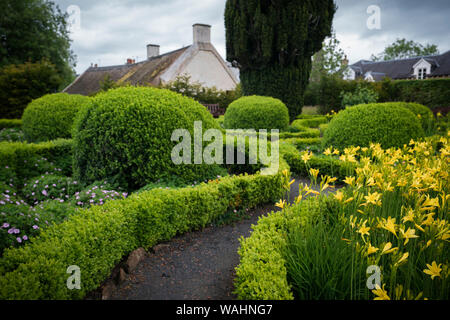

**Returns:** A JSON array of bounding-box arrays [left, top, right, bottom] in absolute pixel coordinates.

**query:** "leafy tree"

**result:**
[[371, 38, 440, 61], [340, 84, 379, 108], [225, 0, 336, 120], [0, 60, 62, 119], [310, 30, 348, 82], [0, 0, 76, 88]]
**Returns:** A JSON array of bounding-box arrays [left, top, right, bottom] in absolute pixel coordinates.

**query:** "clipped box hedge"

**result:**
[[291, 117, 328, 129], [280, 142, 355, 181], [0, 119, 22, 129], [234, 197, 327, 300], [0, 139, 73, 182], [0, 156, 289, 299]]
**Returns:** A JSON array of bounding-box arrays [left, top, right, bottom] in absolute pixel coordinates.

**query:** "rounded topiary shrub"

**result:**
[[382, 102, 434, 132], [73, 86, 222, 190], [323, 103, 425, 150], [22, 93, 90, 142], [224, 96, 289, 131]]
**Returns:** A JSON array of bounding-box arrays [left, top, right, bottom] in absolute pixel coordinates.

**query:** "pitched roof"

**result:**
[[64, 46, 190, 96], [349, 50, 450, 80]]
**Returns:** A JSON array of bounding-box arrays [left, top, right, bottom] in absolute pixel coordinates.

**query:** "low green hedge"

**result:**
[[234, 197, 326, 300], [0, 157, 289, 299], [0, 139, 73, 183], [291, 117, 327, 130], [0, 119, 22, 129], [282, 137, 323, 151], [280, 142, 355, 181]]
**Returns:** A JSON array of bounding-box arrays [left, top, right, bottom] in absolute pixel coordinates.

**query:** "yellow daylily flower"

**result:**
[[372, 284, 390, 300], [309, 168, 319, 180], [367, 243, 379, 256], [323, 148, 332, 156], [396, 252, 409, 266], [275, 199, 286, 209], [364, 192, 382, 206], [423, 261, 442, 280], [334, 190, 344, 202], [343, 176, 356, 186], [301, 151, 313, 163], [357, 221, 370, 239], [381, 242, 398, 255], [380, 217, 397, 237], [400, 228, 419, 245]]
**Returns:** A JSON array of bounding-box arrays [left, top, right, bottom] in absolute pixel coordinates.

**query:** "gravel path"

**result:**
[[109, 177, 322, 300]]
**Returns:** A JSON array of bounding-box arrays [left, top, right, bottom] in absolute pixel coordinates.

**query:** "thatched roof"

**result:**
[[64, 47, 190, 96]]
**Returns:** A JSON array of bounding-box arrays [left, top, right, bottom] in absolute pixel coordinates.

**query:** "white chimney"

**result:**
[[193, 24, 211, 44], [147, 44, 160, 59]]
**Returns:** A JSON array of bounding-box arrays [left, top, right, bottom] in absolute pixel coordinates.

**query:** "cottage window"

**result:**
[[417, 68, 427, 80]]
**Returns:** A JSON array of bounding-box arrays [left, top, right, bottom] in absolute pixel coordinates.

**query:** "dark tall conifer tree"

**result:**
[[225, 0, 336, 119]]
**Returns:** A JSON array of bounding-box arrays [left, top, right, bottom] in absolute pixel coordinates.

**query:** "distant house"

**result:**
[[344, 50, 450, 82], [63, 24, 239, 95]]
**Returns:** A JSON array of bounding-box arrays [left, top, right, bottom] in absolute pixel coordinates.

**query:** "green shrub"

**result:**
[[316, 77, 450, 114], [0, 128, 24, 143], [0, 158, 289, 299], [340, 84, 379, 108], [0, 120, 22, 129], [0, 61, 62, 119], [0, 139, 73, 184], [280, 142, 354, 181], [73, 86, 222, 190], [292, 117, 328, 129], [380, 102, 435, 133], [224, 96, 290, 131], [22, 93, 90, 143], [323, 103, 425, 150], [234, 197, 326, 300]]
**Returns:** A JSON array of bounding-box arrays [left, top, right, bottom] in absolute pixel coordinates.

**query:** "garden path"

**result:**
[[107, 177, 328, 300]]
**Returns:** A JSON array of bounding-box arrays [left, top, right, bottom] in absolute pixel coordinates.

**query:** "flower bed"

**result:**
[[235, 136, 449, 300]]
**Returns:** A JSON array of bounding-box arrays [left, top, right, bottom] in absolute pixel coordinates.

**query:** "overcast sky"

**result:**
[[53, 0, 450, 74]]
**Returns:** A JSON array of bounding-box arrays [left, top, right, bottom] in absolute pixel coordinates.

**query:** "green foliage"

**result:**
[[310, 30, 348, 82], [22, 175, 82, 204], [0, 61, 62, 119], [393, 79, 450, 110], [340, 84, 379, 108], [224, 96, 290, 131], [0, 120, 22, 129], [234, 197, 327, 300], [22, 93, 90, 143], [0, 128, 24, 143], [225, 0, 336, 120], [292, 117, 328, 129], [0, 0, 76, 87], [0, 139, 73, 184], [0, 159, 288, 299], [380, 102, 435, 134], [280, 142, 355, 181], [285, 206, 368, 300], [371, 38, 440, 61], [323, 103, 425, 150], [73, 86, 222, 190], [315, 76, 450, 114], [160, 74, 242, 109]]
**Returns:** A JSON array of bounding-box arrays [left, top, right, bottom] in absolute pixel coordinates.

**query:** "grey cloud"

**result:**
[[53, 0, 450, 74]]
